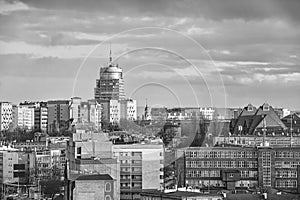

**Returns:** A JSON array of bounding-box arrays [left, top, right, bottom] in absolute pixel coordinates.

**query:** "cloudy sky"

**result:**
[[0, 0, 299, 109]]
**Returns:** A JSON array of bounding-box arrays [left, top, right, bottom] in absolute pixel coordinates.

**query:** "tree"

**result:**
[[40, 163, 63, 198], [156, 122, 177, 146], [40, 179, 63, 198]]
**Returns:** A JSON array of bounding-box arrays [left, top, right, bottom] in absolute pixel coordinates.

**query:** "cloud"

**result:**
[[19, 0, 300, 23], [0, 0, 29, 14], [1, 0, 300, 108]]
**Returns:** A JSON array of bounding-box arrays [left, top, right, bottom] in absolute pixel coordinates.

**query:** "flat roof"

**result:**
[[141, 189, 222, 197], [76, 174, 113, 181], [113, 144, 163, 149]]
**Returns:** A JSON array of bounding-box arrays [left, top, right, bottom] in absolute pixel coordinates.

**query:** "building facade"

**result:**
[[34, 102, 48, 132], [70, 97, 102, 130], [71, 174, 115, 200], [66, 130, 120, 200], [18, 101, 48, 132], [47, 100, 70, 133], [113, 143, 164, 200], [120, 99, 137, 121], [0, 102, 13, 131], [101, 99, 121, 125], [213, 103, 300, 147], [0, 150, 19, 185], [176, 146, 300, 192], [13, 105, 35, 131]]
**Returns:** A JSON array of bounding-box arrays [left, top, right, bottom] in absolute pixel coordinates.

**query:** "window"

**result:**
[[105, 182, 111, 192], [77, 147, 81, 154], [105, 195, 111, 200]]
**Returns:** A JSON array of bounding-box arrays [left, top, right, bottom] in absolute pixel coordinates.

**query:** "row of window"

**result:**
[[119, 152, 142, 157], [121, 167, 142, 172], [185, 151, 257, 159], [275, 180, 297, 188], [120, 160, 142, 164], [121, 182, 142, 188], [275, 170, 297, 178], [121, 175, 142, 180], [275, 161, 300, 168], [186, 170, 258, 179], [240, 170, 258, 178], [275, 151, 300, 158], [187, 170, 220, 178], [186, 160, 258, 168]]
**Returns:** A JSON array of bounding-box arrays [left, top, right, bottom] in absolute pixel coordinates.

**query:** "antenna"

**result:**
[[109, 44, 112, 63], [262, 114, 267, 146], [290, 114, 293, 147]]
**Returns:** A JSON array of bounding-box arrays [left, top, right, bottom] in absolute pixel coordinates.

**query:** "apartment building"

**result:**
[[113, 143, 164, 200], [0, 102, 13, 131]]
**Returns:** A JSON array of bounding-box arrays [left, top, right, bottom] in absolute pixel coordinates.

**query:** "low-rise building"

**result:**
[[176, 145, 300, 192], [71, 174, 115, 200]]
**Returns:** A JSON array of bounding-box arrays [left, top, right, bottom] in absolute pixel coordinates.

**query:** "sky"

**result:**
[[0, 0, 299, 110]]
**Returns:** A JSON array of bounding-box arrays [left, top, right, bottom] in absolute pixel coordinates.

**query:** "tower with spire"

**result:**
[[144, 98, 151, 121], [94, 47, 125, 102]]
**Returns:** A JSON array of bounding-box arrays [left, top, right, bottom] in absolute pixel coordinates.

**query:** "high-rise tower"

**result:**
[[94, 48, 125, 102]]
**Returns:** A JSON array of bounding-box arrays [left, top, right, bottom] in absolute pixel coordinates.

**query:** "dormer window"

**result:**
[[247, 104, 253, 111], [263, 103, 269, 111]]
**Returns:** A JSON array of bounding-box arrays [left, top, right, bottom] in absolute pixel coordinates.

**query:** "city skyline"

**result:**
[[0, 0, 300, 110]]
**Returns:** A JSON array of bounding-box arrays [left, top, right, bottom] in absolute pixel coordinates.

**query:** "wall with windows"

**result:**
[[180, 146, 300, 191], [113, 144, 164, 200]]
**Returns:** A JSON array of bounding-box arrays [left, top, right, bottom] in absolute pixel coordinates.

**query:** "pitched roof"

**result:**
[[282, 113, 300, 121], [240, 104, 257, 116], [231, 103, 287, 135], [255, 106, 287, 129], [75, 174, 113, 181]]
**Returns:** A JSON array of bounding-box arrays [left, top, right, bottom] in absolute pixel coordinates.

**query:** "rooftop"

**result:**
[[141, 189, 222, 198], [76, 174, 113, 181]]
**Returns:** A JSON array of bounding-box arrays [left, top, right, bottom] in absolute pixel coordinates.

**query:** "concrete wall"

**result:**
[[73, 180, 114, 200]]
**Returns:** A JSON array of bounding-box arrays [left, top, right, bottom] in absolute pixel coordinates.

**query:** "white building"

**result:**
[[282, 108, 291, 118], [199, 107, 215, 120], [70, 97, 81, 125], [0, 150, 19, 184], [109, 100, 120, 125], [13, 105, 35, 131], [0, 102, 13, 131], [37, 105, 48, 132], [167, 112, 189, 120], [18, 101, 48, 132], [120, 99, 137, 121]]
